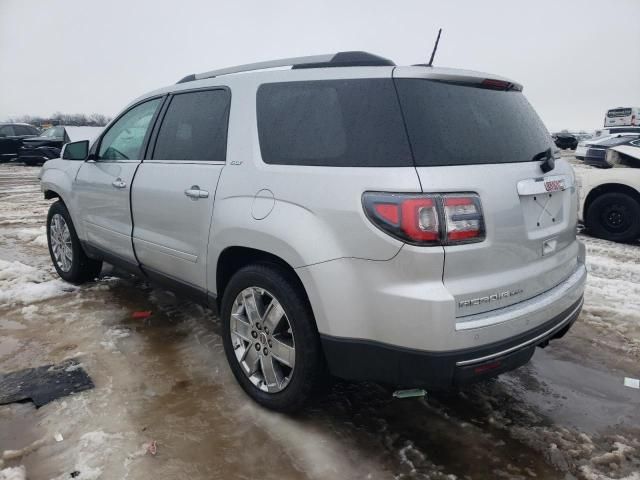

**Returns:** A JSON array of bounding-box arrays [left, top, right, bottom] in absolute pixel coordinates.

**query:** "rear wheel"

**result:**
[[47, 201, 102, 283], [221, 263, 324, 412], [586, 192, 640, 242]]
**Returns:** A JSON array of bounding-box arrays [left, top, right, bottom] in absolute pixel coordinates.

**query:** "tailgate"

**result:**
[[393, 67, 581, 317], [416, 160, 578, 317]]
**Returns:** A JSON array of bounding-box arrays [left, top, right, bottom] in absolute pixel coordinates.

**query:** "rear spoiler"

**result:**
[[393, 66, 523, 92]]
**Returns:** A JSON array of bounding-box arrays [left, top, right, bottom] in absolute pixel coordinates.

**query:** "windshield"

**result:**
[[395, 79, 553, 166], [40, 126, 65, 139], [607, 108, 632, 117]]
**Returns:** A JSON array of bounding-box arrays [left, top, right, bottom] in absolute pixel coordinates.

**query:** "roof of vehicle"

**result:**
[[0, 122, 38, 127], [132, 51, 523, 106]]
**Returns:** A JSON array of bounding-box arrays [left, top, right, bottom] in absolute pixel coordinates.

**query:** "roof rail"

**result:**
[[176, 51, 395, 84]]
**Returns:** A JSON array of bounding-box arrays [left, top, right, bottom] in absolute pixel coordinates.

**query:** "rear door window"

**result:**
[[395, 79, 553, 166], [152, 89, 231, 162], [256, 79, 413, 167]]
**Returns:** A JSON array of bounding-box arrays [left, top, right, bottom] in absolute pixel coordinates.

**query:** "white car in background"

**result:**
[[575, 128, 640, 160], [578, 142, 640, 242]]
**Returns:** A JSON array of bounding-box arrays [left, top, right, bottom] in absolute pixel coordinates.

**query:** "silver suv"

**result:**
[[40, 52, 587, 411]]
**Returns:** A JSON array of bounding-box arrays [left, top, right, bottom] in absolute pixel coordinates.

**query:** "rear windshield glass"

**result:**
[[256, 79, 413, 167], [607, 108, 632, 117], [395, 79, 553, 167]]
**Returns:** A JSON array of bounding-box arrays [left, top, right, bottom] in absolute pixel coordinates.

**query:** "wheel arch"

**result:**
[[584, 183, 640, 222], [214, 246, 313, 319], [44, 188, 63, 201]]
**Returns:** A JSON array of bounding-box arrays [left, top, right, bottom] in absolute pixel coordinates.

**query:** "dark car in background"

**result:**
[[584, 134, 640, 168], [0, 123, 40, 162], [552, 132, 578, 150], [18, 126, 103, 166]]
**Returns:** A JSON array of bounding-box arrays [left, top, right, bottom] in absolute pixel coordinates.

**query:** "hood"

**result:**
[[22, 137, 63, 146]]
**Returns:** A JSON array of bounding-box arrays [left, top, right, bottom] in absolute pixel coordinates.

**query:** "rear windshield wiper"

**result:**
[[532, 147, 555, 173]]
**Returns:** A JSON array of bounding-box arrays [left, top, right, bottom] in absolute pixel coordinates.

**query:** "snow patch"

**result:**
[[52, 431, 124, 480], [0, 466, 26, 480], [4, 227, 47, 247], [0, 259, 77, 307]]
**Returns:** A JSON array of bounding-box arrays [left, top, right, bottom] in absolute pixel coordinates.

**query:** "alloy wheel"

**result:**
[[230, 287, 296, 393], [50, 213, 73, 272]]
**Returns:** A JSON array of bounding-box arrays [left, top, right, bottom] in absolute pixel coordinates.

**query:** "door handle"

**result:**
[[184, 185, 209, 199], [112, 178, 127, 189]]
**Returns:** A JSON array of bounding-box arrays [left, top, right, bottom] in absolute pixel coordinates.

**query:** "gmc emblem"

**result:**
[[544, 179, 565, 192]]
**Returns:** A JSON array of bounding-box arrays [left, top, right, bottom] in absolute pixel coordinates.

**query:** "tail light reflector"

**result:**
[[363, 192, 484, 246], [442, 195, 484, 241]]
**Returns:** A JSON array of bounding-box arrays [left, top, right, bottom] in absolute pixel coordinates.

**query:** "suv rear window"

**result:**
[[395, 79, 553, 166], [256, 79, 413, 167]]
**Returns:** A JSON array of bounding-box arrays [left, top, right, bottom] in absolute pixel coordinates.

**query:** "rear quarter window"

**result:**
[[256, 79, 413, 167]]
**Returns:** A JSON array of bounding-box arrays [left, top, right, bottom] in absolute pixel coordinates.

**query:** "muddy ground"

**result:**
[[0, 161, 638, 480]]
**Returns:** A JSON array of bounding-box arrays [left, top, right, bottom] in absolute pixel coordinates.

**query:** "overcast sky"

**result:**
[[1, 0, 638, 131]]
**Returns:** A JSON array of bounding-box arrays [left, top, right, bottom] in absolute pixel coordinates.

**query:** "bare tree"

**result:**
[[7, 112, 111, 127]]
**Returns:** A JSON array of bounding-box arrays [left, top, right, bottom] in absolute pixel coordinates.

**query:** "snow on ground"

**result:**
[[0, 259, 78, 307], [0, 466, 26, 480], [581, 235, 640, 355], [0, 162, 638, 480]]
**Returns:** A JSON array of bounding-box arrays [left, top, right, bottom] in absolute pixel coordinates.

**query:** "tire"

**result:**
[[585, 192, 640, 243], [221, 263, 325, 412], [47, 201, 103, 284]]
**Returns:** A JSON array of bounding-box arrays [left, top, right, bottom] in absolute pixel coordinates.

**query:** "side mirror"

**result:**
[[62, 140, 89, 160]]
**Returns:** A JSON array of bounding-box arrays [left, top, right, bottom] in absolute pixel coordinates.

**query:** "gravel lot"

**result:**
[[0, 162, 639, 480]]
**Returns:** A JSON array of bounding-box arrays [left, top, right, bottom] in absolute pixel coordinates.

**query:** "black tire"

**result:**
[[221, 263, 325, 412], [585, 192, 640, 243], [47, 201, 103, 284]]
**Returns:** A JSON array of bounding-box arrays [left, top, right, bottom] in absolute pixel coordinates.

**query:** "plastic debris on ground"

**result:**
[[392, 389, 427, 399], [131, 311, 153, 320], [624, 377, 640, 389], [146, 440, 158, 456], [0, 359, 93, 407]]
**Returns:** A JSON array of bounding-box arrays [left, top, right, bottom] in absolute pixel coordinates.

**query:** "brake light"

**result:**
[[481, 78, 512, 91], [362, 192, 484, 246]]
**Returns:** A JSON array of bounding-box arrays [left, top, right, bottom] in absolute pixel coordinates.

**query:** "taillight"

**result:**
[[363, 192, 485, 246]]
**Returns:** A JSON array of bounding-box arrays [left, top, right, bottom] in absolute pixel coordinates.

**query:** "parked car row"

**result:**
[[575, 127, 640, 160], [19, 126, 103, 166], [0, 123, 40, 161], [0, 122, 102, 165]]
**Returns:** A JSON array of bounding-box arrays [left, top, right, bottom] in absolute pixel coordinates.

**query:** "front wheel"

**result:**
[[585, 192, 640, 243], [47, 201, 103, 284], [221, 263, 325, 412]]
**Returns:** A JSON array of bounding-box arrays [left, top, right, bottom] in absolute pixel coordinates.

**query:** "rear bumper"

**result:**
[[321, 296, 583, 389]]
